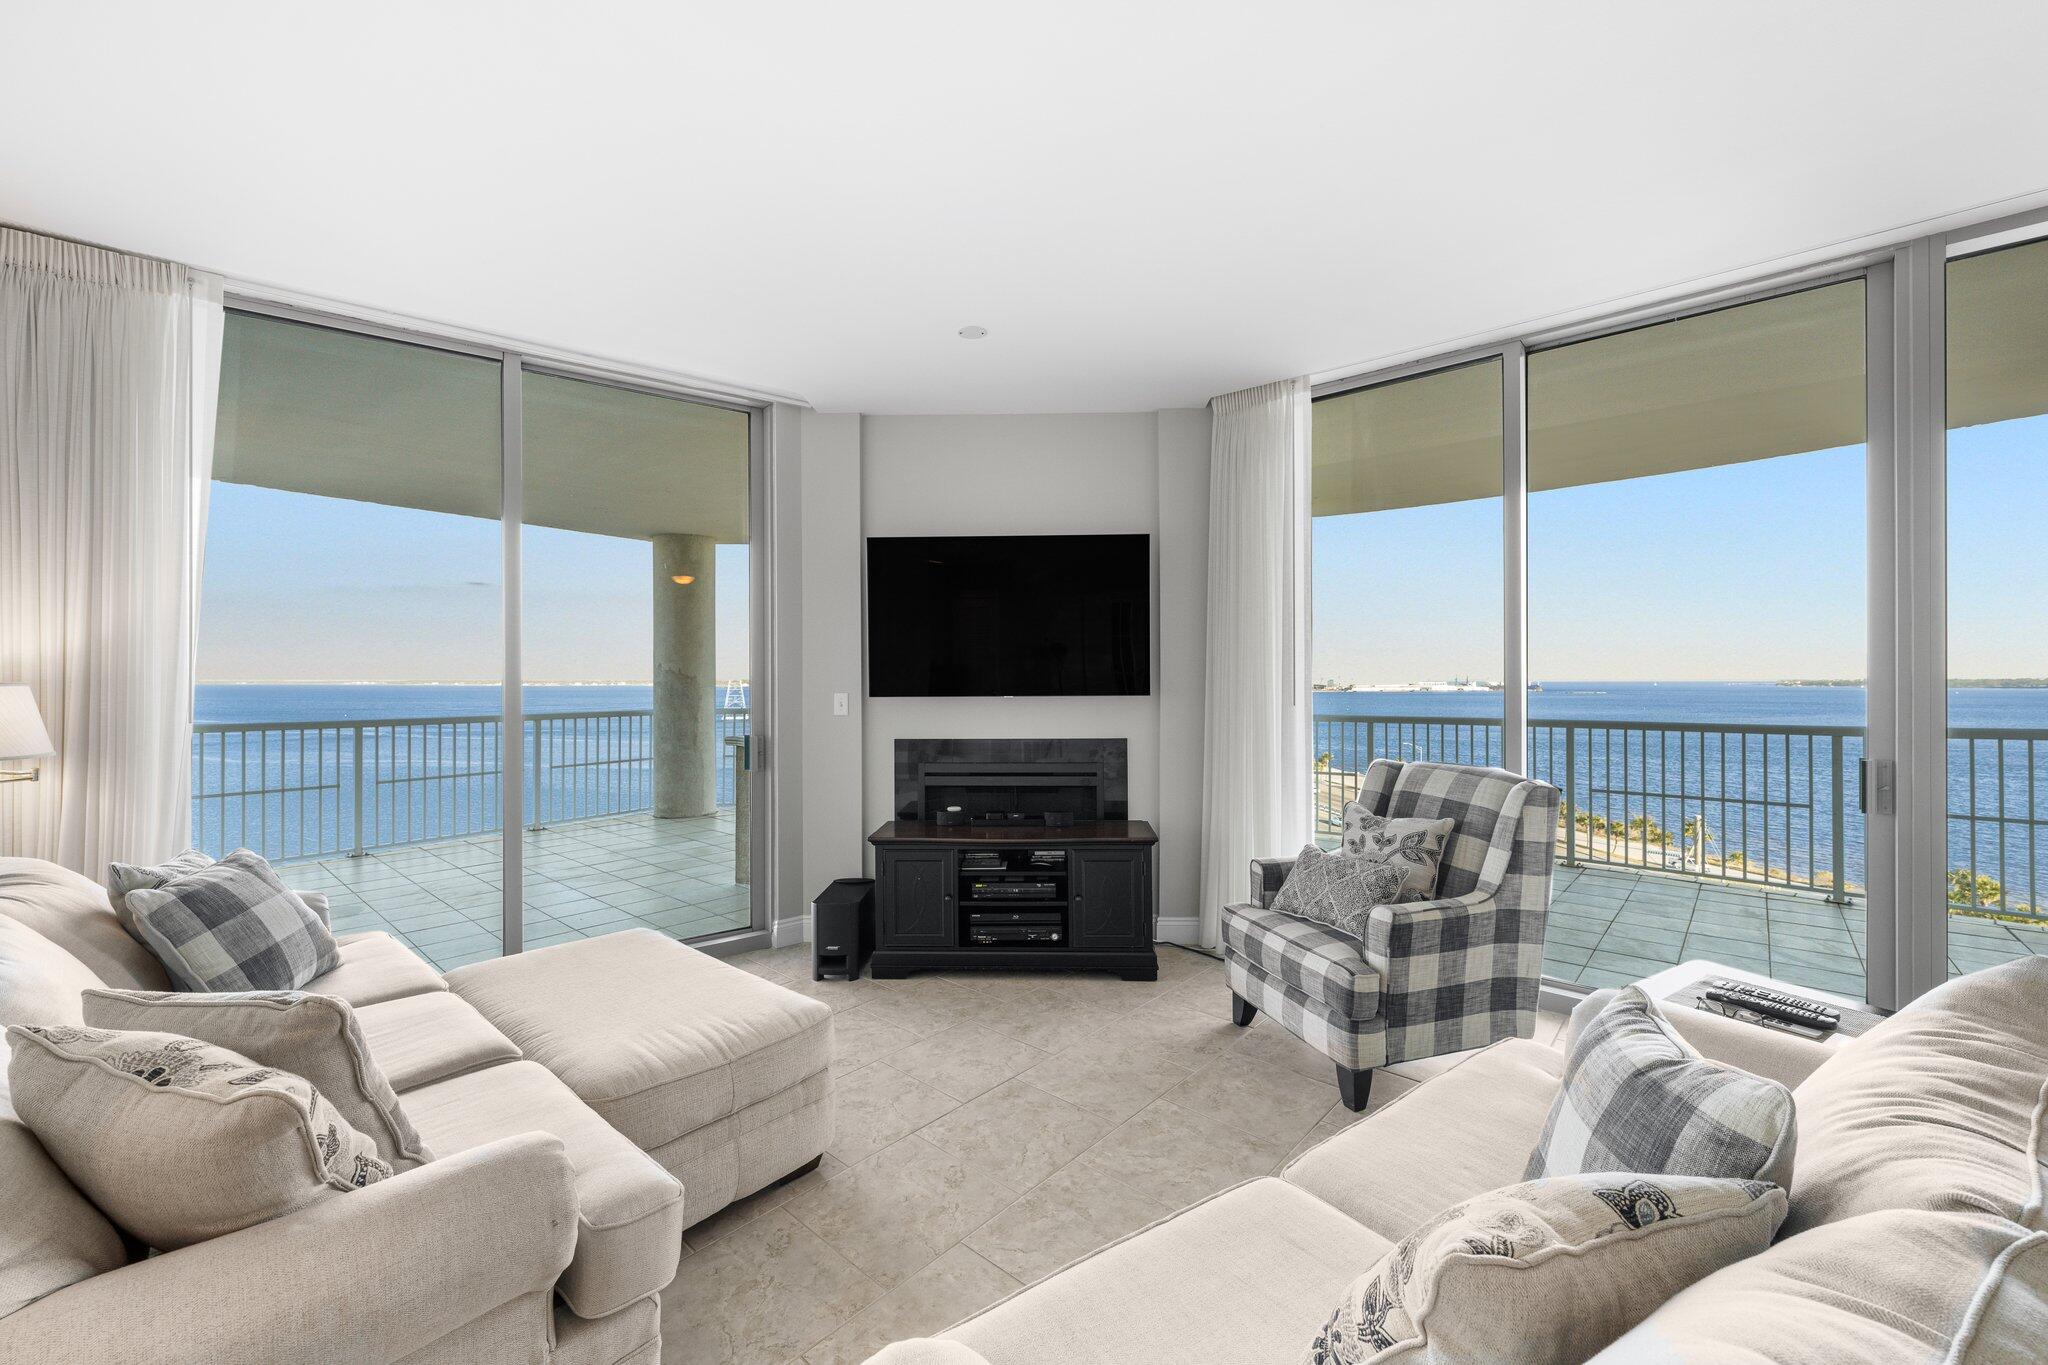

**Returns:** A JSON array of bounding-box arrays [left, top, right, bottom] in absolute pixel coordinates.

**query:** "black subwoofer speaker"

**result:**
[[812, 878, 876, 981]]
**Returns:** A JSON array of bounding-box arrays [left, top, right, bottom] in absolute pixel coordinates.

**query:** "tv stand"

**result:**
[[866, 820, 1158, 980]]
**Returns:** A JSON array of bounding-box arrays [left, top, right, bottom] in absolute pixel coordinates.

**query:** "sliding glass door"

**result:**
[[199, 309, 768, 968]]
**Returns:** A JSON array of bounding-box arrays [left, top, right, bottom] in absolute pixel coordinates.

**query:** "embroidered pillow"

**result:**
[[81, 988, 430, 1169], [1272, 843, 1409, 938], [122, 849, 340, 992], [1306, 1173, 1787, 1364], [1527, 986, 1796, 1187], [5, 1024, 392, 1251], [1339, 803, 1455, 901]]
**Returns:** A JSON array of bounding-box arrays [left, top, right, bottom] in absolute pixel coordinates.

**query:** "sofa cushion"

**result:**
[[1269, 844, 1410, 942], [1952, 1227, 2048, 1364], [1285, 1038, 1564, 1242], [0, 1086, 126, 1318], [1308, 1174, 1785, 1364], [81, 988, 430, 1169], [552, 1292, 660, 1365], [1786, 954, 2048, 1236], [309, 931, 449, 1009], [0, 915, 101, 1028], [0, 858, 169, 992], [123, 849, 340, 992], [948, 1178, 1395, 1365], [1590, 1209, 2037, 1363], [1527, 986, 1795, 1188], [357, 990, 521, 1092], [446, 929, 831, 1151], [401, 1059, 684, 1319], [5, 1023, 391, 1250], [1223, 902, 1382, 1020]]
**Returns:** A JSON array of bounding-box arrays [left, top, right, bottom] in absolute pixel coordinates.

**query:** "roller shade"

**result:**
[[213, 311, 751, 542]]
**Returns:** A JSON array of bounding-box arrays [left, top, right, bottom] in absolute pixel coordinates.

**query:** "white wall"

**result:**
[[853, 411, 1211, 941]]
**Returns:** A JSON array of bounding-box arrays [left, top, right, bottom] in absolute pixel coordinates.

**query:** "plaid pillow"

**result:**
[[1526, 986, 1795, 1187], [1272, 843, 1408, 939], [123, 849, 341, 992], [106, 849, 214, 932]]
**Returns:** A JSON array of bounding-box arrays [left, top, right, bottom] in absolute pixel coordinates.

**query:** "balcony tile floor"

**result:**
[[280, 811, 748, 971], [1547, 864, 2045, 998]]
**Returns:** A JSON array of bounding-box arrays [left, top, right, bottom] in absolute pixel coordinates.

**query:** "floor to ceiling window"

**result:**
[[1310, 358, 1505, 839], [518, 371, 756, 952], [197, 309, 766, 968], [1944, 234, 2048, 977], [1526, 282, 1870, 998], [202, 310, 507, 964]]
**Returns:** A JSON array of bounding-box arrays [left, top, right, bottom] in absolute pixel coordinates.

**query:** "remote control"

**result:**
[[1703, 980, 1840, 1032]]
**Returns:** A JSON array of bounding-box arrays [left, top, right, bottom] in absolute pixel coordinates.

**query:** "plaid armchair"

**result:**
[[1221, 759, 1560, 1110]]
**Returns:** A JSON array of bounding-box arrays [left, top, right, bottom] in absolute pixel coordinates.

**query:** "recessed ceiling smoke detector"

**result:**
[[957, 325, 988, 340]]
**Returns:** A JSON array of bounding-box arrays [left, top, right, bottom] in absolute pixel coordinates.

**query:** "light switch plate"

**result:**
[[832, 692, 849, 716]]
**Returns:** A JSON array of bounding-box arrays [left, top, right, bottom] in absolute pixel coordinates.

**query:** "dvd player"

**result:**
[[968, 925, 1063, 944], [968, 881, 1058, 899], [967, 909, 1063, 925]]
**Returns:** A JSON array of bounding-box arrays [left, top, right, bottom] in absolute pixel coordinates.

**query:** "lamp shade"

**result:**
[[0, 686, 54, 760]]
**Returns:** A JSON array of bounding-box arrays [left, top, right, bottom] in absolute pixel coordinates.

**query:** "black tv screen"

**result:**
[[867, 534, 1151, 697]]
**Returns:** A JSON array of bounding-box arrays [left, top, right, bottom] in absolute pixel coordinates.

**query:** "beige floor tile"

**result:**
[[1016, 1036, 1194, 1123], [1079, 1098, 1293, 1209], [1152, 946, 1224, 983], [1028, 970, 1179, 1012], [918, 1078, 1112, 1192], [686, 1154, 848, 1251], [660, 1208, 880, 1365], [801, 1245, 1019, 1365], [975, 995, 1131, 1055], [1225, 1015, 1350, 1085], [827, 1062, 961, 1166], [855, 982, 1003, 1038], [1156, 1050, 1341, 1146], [884, 1024, 1051, 1102], [1118, 996, 1254, 1060], [829, 1007, 922, 1073], [785, 1134, 1020, 1289], [784, 974, 886, 1014], [964, 1156, 1173, 1284]]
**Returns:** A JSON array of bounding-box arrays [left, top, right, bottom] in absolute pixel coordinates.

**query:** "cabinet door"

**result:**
[[879, 850, 954, 946], [1072, 847, 1150, 949]]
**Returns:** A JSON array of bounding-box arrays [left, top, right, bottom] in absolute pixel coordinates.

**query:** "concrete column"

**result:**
[[652, 534, 717, 818]]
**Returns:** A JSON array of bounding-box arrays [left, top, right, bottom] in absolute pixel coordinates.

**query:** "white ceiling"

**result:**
[[5, 2, 2048, 414]]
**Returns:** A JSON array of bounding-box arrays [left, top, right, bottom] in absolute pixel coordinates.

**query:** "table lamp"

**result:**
[[0, 685, 54, 783]]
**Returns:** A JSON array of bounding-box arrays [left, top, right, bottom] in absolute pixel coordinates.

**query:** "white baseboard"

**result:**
[[1154, 915, 1202, 946], [771, 915, 811, 949]]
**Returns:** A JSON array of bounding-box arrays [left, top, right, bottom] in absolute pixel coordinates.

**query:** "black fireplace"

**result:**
[[894, 739, 1128, 826]]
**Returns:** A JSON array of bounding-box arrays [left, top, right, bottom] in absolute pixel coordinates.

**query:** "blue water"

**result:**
[[195, 683, 743, 725]]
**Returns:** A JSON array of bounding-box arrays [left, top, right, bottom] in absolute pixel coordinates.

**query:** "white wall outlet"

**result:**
[[832, 692, 849, 716]]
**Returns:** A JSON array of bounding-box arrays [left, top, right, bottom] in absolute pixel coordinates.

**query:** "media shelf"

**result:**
[[867, 820, 1158, 979]]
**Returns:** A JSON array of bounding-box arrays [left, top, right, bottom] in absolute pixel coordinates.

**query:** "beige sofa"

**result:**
[[872, 954, 2048, 1363], [0, 857, 834, 1363]]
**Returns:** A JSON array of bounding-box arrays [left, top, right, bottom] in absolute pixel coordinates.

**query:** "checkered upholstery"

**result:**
[[1221, 904, 1381, 1020], [123, 849, 341, 992], [1223, 759, 1559, 1071], [1225, 955, 1387, 1070]]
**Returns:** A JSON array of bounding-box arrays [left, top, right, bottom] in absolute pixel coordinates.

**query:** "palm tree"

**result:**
[[1682, 815, 1714, 873]]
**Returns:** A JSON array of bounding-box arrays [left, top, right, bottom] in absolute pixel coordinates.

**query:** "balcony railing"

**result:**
[[1313, 712, 2048, 924], [191, 707, 748, 862]]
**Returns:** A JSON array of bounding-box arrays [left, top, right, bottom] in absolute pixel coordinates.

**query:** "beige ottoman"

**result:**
[[446, 928, 833, 1228]]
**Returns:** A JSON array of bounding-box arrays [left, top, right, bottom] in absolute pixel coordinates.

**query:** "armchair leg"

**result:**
[[1335, 1065, 1373, 1112], [1230, 993, 1257, 1027]]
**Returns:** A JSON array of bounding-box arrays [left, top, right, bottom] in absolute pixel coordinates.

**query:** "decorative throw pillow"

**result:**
[[1272, 843, 1409, 938], [80, 988, 430, 1169], [106, 849, 214, 932], [1305, 1173, 1787, 1364], [5, 1024, 392, 1250], [122, 849, 340, 992], [1339, 803, 1455, 901], [1527, 986, 1796, 1188]]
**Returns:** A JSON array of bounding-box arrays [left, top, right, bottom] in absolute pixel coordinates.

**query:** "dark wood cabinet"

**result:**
[[877, 848, 953, 946], [1072, 847, 1149, 949], [868, 821, 1157, 979]]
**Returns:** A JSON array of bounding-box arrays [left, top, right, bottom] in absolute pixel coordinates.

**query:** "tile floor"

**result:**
[[664, 945, 1572, 1365], [280, 811, 749, 971], [1546, 865, 2044, 996]]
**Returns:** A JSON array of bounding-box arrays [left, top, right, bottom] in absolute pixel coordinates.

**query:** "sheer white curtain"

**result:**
[[1198, 377, 1312, 948], [0, 227, 223, 870]]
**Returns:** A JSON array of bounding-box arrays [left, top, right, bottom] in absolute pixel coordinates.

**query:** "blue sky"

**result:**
[[1311, 412, 2048, 685], [199, 483, 751, 682]]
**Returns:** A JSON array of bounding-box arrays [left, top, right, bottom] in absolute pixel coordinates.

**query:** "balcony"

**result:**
[[190, 707, 751, 971], [1316, 712, 2048, 996]]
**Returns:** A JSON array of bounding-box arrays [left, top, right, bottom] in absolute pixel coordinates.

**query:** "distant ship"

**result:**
[[1528, 681, 1544, 692]]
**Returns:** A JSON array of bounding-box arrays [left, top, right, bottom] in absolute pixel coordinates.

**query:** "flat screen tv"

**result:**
[[867, 534, 1151, 697]]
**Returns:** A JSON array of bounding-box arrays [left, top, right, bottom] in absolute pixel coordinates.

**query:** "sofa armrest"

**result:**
[[1249, 857, 1298, 909], [1566, 988, 1837, 1088], [864, 1340, 994, 1365], [0, 1133, 577, 1365], [1363, 890, 1498, 967]]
